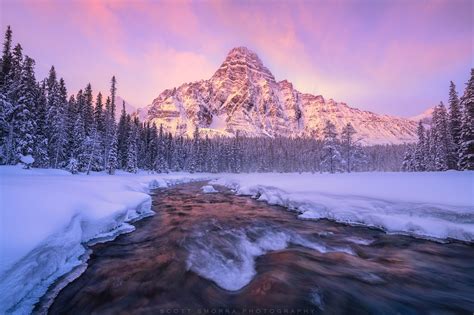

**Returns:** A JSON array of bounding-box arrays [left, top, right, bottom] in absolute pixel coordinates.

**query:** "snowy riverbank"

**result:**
[[213, 172, 474, 242], [0, 167, 473, 313], [0, 166, 212, 314]]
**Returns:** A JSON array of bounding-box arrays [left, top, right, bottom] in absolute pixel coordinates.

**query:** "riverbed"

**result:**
[[46, 182, 474, 314]]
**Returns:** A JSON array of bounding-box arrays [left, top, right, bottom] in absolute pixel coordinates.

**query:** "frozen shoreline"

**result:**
[[213, 172, 474, 242], [0, 166, 212, 314], [0, 167, 473, 313]]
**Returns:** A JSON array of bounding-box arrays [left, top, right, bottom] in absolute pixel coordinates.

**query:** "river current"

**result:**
[[47, 182, 474, 314]]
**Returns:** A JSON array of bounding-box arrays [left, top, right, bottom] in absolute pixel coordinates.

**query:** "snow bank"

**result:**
[[212, 172, 474, 242], [0, 166, 210, 314]]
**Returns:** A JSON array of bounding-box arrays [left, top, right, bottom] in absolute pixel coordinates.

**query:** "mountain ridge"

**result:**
[[143, 47, 418, 145]]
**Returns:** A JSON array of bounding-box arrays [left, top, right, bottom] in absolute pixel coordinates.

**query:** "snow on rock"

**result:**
[[19, 155, 34, 165], [202, 185, 218, 193], [212, 171, 474, 242], [145, 46, 418, 145], [0, 166, 211, 314]]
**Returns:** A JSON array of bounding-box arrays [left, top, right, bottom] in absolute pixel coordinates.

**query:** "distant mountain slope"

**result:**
[[144, 47, 418, 145], [409, 107, 434, 125], [114, 96, 137, 120]]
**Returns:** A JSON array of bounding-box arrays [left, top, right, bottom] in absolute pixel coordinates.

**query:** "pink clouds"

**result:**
[[1, 0, 471, 116]]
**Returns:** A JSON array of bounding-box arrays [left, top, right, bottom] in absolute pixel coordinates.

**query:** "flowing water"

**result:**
[[47, 182, 474, 314]]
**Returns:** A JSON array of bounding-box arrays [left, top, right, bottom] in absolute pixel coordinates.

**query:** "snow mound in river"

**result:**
[[202, 185, 218, 193]]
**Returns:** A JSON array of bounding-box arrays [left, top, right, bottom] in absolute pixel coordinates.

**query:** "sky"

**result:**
[[1, 0, 472, 117]]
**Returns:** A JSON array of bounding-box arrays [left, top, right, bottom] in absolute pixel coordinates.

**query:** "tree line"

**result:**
[[0, 26, 438, 174], [402, 73, 474, 171]]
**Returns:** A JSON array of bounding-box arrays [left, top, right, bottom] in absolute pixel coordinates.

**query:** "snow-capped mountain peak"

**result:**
[[144, 47, 418, 145]]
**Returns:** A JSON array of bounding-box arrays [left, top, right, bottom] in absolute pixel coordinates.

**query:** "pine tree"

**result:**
[[340, 122, 357, 172], [12, 55, 37, 161], [83, 83, 94, 136], [458, 69, 474, 170], [0, 92, 13, 164], [321, 120, 341, 173], [401, 147, 415, 171], [117, 102, 129, 169], [147, 123, 158, 170], [107, 128, 118, 175], [103, 95, 117, 171], [64, 95, 76, 156], [425, 128, 436, 171], [432, 102, 456, 170], [126, 120, 138, 173], [4, 43, 23, 111], [33, 81, 49, 167], [66, 157, 79, 174], [110, 76, 117, 119], [72, 113, 87, 171], [92, 92, 105, 171], [413, 121, 426, 171], [45, 67, 67, 167], [50, 77, 68, 168], [95, 92, 105, 134], [188, 125, 200, 173], [0, 25, 13, 89], [447, 81, 462, 169], [85, 123, 103, 174], [155, 124, 168, 173]]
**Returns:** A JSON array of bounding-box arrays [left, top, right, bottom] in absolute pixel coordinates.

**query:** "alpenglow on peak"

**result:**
[[144, 46, 417, 145]]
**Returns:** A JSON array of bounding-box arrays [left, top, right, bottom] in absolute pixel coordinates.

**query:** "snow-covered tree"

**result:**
[[83, 83, 94, 136], [187, 125, 200, 173], [448, 81, 462, 168], [0, 25, 13, 89], [47, 76, 68, 168], [110, 76, 117, 119], [340, 122, 360, 172], [72, 113, 87, 171], [413, 121, 427, 171], [12, 55, 37, 161], [125, 120, 138, 173], [0, 93, 13, 164], [117, 102, 129, 169], [321, 120, 341, 173], [107, 128, 118, 175], [401, 146, 415, 171], [432, 103, 456, 170], [155, 124, 168, 173], [458, 69, 474, 170], [33, 81, 49, 167]]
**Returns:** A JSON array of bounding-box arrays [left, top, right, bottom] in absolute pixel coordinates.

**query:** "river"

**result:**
[[46, 182, 474, 314]]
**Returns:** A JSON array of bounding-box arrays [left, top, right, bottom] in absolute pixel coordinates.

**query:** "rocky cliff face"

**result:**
[[144, 47, 418, 145]]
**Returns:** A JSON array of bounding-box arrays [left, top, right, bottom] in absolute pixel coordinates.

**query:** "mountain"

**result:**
[[115, 96, 137, 120], [409, 107, 434, 126], [144, 46, 418, 145]]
